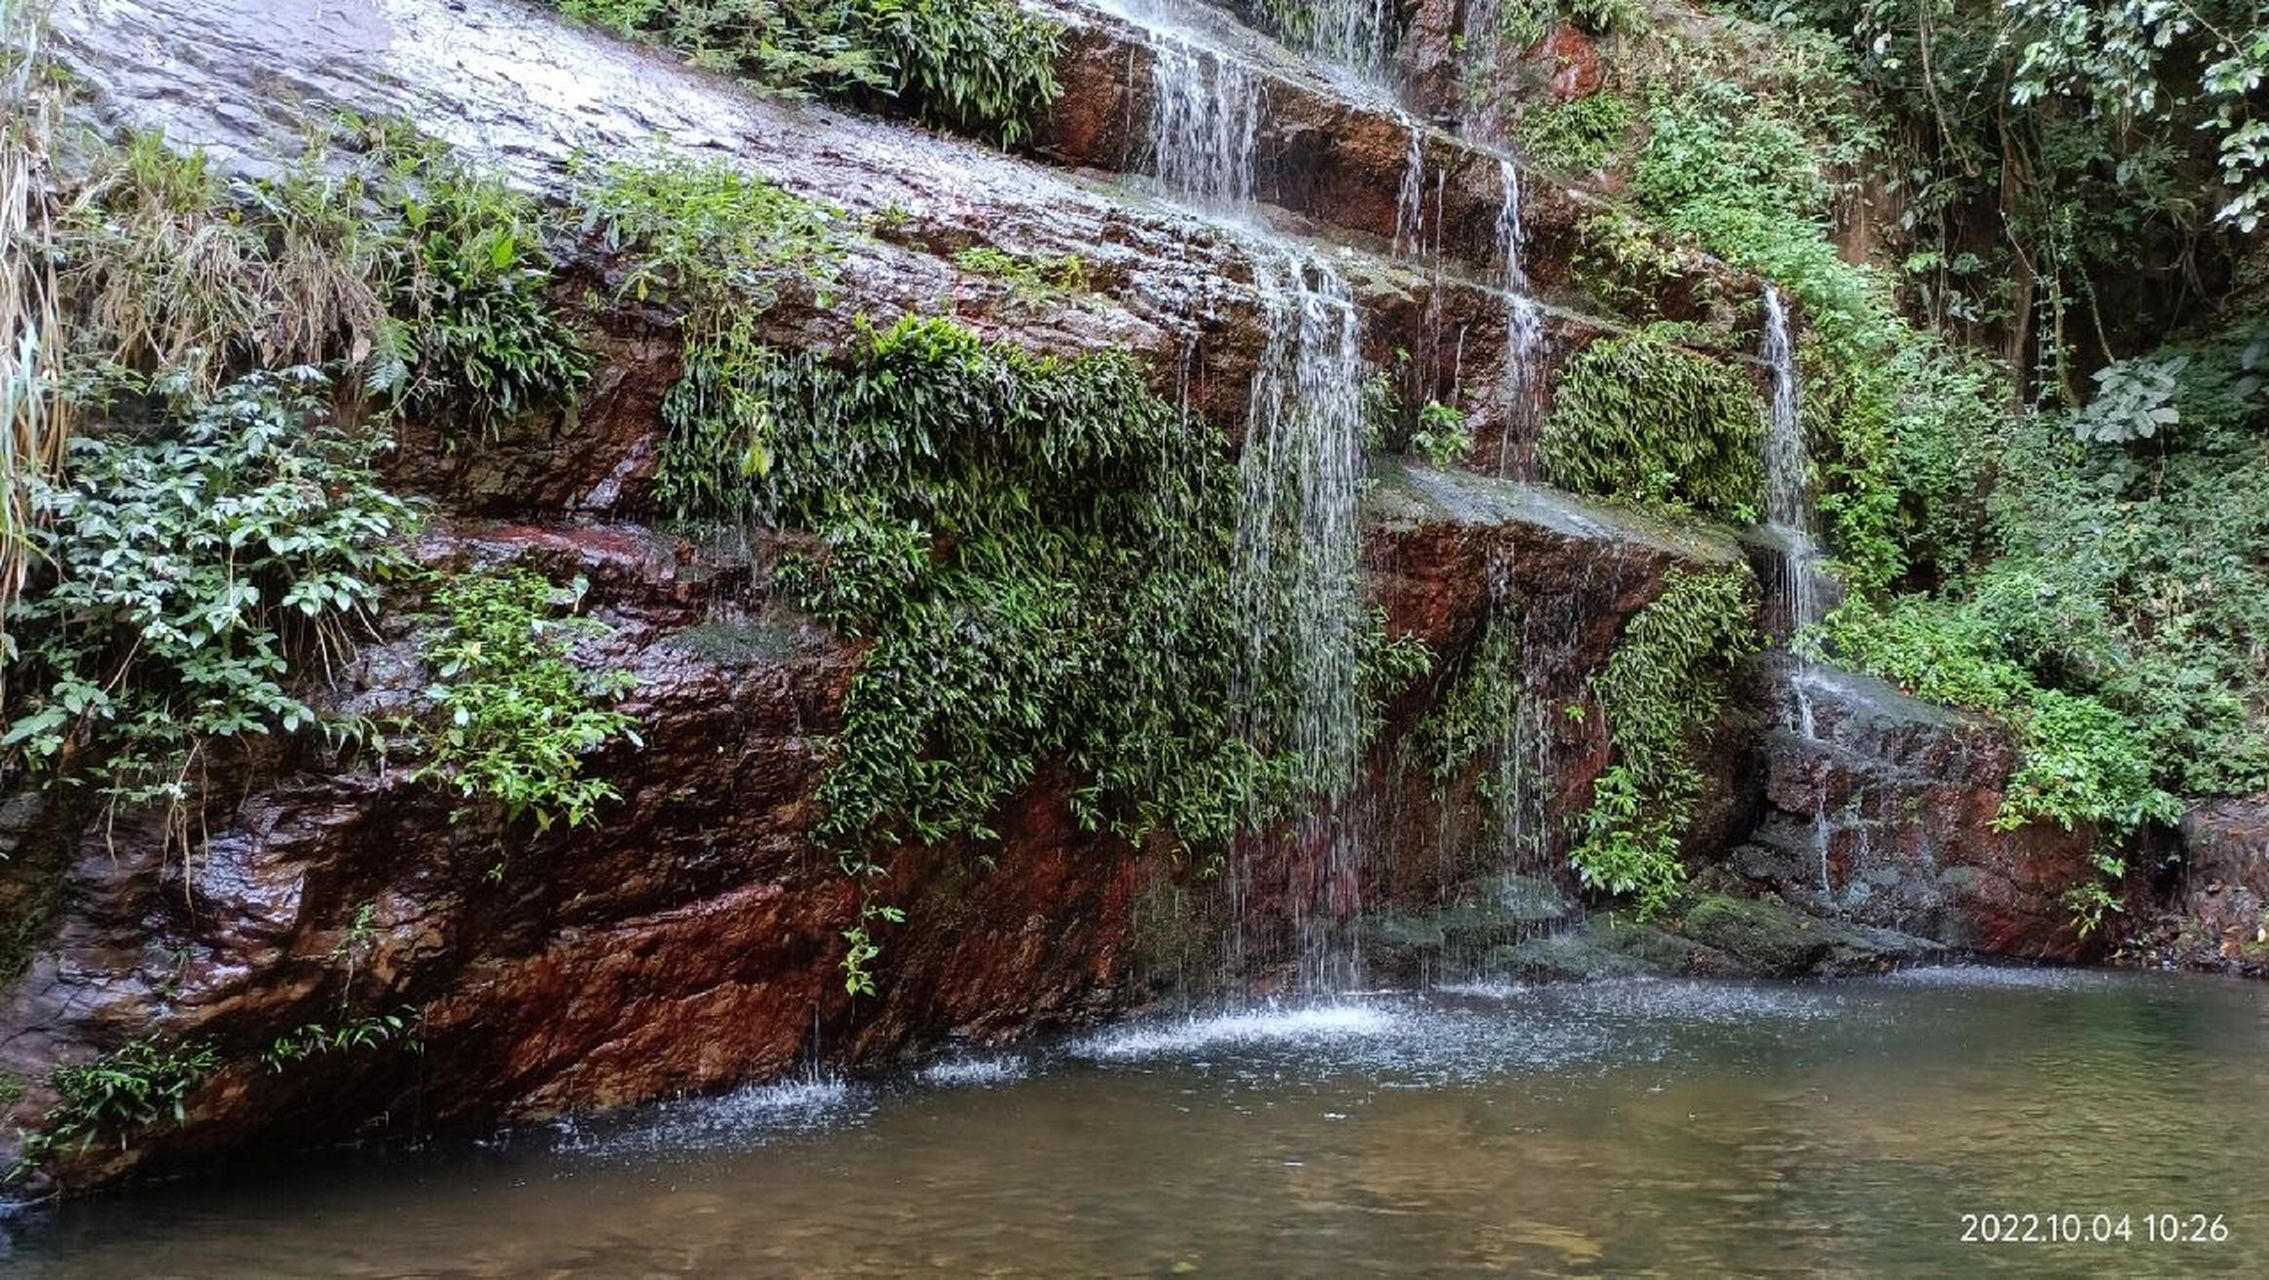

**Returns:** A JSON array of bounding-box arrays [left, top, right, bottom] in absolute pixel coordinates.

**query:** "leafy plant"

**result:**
[[580, 152, 844, 490], [1516, 92, 1634, 178], [2, 369, 420, 847], [351, 123, 593, 436], [1570, 566, 1758, 915], [261, 1009, 421, 1072], [654, 315, 1418, 982], [2067, 355, 2186, 443], [1536, 329, 1765, 519], [549, 0, 1063, 147], [410, 569, 641, 832], [25, 1037, 220, 1157], [54, 123, 589, 438]]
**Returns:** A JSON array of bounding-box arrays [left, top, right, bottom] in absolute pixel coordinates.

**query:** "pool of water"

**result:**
[[6, 967, 2264, 1276]]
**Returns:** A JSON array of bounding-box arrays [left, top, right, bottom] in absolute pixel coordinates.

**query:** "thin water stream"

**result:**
[[8, 969, 2262, 1276]]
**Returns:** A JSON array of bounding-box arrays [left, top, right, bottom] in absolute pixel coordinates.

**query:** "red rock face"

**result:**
[[1733, 660, 2103, 962], [2125, 797, 2269, 974], [1539, 27, 1605, 102]]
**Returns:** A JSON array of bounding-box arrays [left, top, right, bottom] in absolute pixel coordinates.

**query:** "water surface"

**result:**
[[8, 968, 2264, 1276]]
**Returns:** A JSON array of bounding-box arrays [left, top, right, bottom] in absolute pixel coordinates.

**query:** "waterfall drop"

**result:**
[[1761, 285, 1837, 898], [1394, 121, 1426, 257], [1232, 251, 1371, 992], [1147, 38, 1261, 214], [1309, 0, 1390, 76], [1496, 160, 1545, 474]]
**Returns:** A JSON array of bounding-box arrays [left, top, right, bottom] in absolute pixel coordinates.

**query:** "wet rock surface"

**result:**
[[2126, 795, 2269, 975], [0, 0, 2143, 1198], [1733, 660, 2100, 961]]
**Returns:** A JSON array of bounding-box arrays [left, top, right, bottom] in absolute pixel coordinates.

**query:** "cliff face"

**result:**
[[0, 0, 2122, 1191]]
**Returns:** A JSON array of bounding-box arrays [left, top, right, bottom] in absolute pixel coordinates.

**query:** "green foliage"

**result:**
[[581, 152, 844, 489], [410, 569, 641, 832], [2067, 354, 2190, 444], [59, 123, 589, 434], [1406, 608, 1522, 788], [550, 0, 1063, 147], [261, 1009, 420, 1072], [1738, 0, 2257, 390], [1571, 567, 1758, 915], [1362, 356, 1473, 465], [2, 369, 420, 841], [1408, 399, 1474, 467], [1536, 328, 1764, 519], [1516, 92, 1634, 177], [347, 122, 593, 437], [26, 1037, 219, 1158], [1820, 596, 2183, 832], [658, 314, 1408, 858], [1829, 321, 2269, 819], [952, 245, 1088, 304]]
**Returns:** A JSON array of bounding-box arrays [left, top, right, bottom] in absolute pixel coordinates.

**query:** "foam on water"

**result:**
[[1075, 1001, 1400, 1061], [1557, 977, 1846, 1024], [919, 1055, 1030, 1087], [1871, 964, 2117, 990], [560, 1077, 866, 1157]]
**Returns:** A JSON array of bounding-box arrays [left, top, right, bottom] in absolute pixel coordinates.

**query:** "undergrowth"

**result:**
[[1572, 566, 1758, 915], [551, 0, 1064, 147]]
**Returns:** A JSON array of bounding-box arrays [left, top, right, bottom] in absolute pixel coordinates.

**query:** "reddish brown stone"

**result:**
[[1539, 27, 1605, 102]]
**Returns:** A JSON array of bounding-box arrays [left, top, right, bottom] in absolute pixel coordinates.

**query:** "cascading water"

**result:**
[[1760, 285, 1837, 905], [1133, 26, 1377, 991], [1761, 286, 1822, 641], [1496, 159, 1545, 474], [1394, 120, 1426, 257], [1147, 37, 1261, 214], [1308, 0, 1390, 76], [1233, 251, 1371, 991]]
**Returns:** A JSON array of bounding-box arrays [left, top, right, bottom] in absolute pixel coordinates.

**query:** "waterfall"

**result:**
[[1761, 286, 1821, 637], [1394, 121, 1425, 257], [1233, 251, 1370, 991], [1235, 252, 1367, 800], [1496, 160, 1544, 474], [1309, 0, 1390, 76], [1761, 285, 1836, 900], [1136, 18, 1377, 991], [1147, 38, 1261, 214]]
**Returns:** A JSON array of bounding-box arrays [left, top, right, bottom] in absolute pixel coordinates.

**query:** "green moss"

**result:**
[[1536, 329, 1765, 521], [951, 246, 1088, 303]]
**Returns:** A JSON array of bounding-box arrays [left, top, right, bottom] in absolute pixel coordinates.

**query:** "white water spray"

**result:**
[[1497, 160, 1545, 474], [1147, 38, 1262, 214]]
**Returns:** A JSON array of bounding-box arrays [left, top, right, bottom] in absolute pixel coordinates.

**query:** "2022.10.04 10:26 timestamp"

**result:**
[[1960, 1212, 2230, 1245]]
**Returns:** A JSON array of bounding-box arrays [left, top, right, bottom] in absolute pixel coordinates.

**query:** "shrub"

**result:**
[[411, 569, 641, 832], [1536, 329, 1764, 520], [2, 369, 420, 842]]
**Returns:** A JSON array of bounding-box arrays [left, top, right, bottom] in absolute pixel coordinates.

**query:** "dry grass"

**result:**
[[2, 0, 67, 627]]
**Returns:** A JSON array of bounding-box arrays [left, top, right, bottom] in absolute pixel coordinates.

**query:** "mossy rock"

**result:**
[[1491, 915, 1705, 980], [1678, 895, 1837, 976]]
